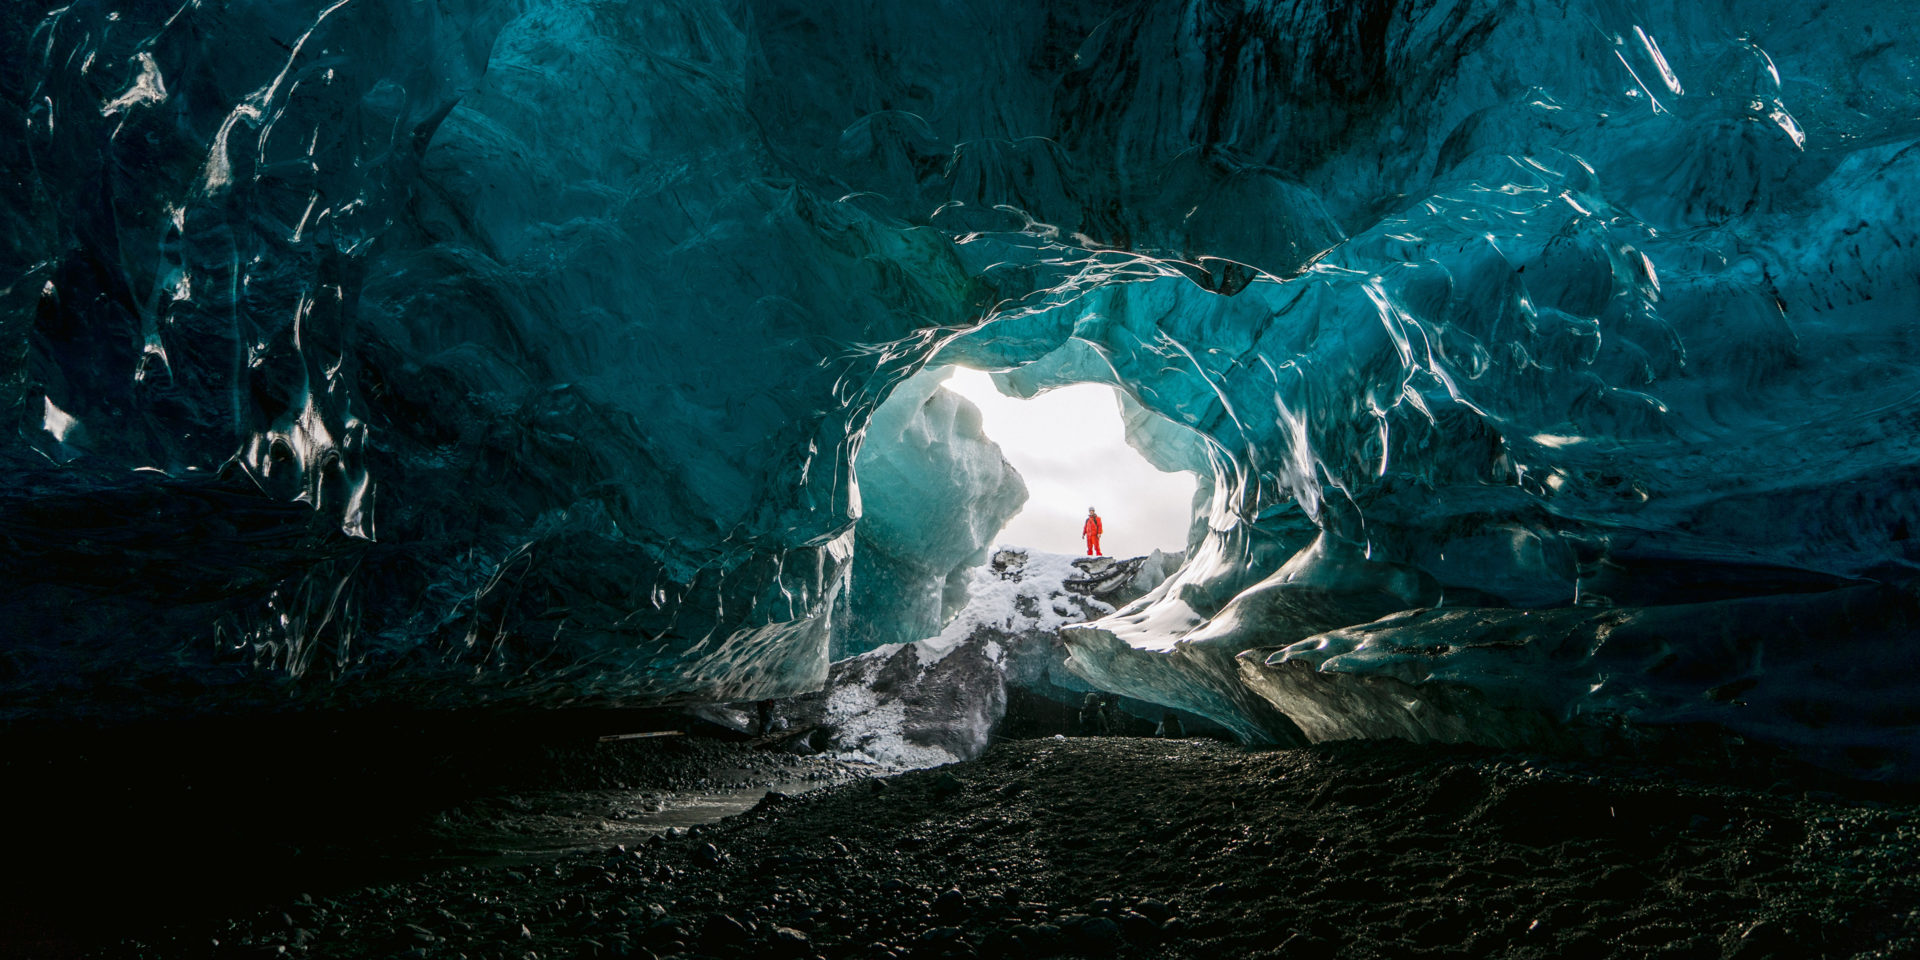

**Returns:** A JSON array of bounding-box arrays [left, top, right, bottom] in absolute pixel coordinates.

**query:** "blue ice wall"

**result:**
[[1, 0, 984, 716], [3, 0, 1918, 772], [839, 368, 1026, 658]]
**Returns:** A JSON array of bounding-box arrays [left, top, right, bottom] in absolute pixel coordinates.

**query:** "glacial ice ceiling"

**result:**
[[3, 0, 1918, 772]]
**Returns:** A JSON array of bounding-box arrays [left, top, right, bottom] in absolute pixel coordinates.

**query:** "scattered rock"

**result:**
[[1117, 910, 1158, 942], [1015, 922, 1064, 954], [932, 888, 967, 919], [769, 924, 810, 955], [1060, 915, 1122, 954], [700, 913, 752, 948], [918, 926, 962, 944], [1133, 899, 1174, 924]]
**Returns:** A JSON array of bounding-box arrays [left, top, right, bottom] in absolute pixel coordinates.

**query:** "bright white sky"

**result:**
[[940, 367, 1198, 555]]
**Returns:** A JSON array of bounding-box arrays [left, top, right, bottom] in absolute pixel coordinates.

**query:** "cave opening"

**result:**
[[935, 365, 1200, 556]]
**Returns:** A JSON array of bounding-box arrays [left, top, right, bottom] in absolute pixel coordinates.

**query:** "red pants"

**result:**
[[1085, 535, 1101, 556]]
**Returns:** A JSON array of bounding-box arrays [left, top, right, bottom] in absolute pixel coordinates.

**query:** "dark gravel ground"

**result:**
[[0, 711, 860, 956], [96, 737, 1920, 960]]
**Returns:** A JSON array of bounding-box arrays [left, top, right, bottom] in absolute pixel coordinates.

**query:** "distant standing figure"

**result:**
[[1079, 692, 1114, 736], [1154, 712, 1185, 739], [1083, 507, 1103, 556]]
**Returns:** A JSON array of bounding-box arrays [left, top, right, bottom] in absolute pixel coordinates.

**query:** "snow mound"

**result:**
[[788, 548, 1178, 770]]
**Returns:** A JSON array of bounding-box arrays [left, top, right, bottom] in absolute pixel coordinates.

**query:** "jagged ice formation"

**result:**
[[835, 367, 1026, 659], [3, 1, 1918, 776]]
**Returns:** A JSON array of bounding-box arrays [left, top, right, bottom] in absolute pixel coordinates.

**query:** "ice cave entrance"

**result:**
[[939, 368, 1198, 555]]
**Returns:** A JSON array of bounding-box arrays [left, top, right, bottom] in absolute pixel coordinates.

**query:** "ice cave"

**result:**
[[3, 1, 1919, 957]]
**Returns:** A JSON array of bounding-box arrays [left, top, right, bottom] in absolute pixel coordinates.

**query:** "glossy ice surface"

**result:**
[[3, 1, 1916, 773], [840, 367, 1026, 658]]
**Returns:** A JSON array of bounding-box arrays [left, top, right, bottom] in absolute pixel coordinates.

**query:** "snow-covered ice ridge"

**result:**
[[783, 549, 1181, 769], [4, 2, 1919, 777]]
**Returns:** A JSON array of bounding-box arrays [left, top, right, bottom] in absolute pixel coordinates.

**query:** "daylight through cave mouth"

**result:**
[[936, 367, 1200, 556], [831, 356, 1212, 660]]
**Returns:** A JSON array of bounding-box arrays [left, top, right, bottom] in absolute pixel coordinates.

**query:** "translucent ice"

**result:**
[[4, 1, 1919, 777], [1, 0, 978, 715], [838, 367, 1027, 658]]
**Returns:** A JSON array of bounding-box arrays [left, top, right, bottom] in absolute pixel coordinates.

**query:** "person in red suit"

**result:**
[[1083, 507, 1103, 556]]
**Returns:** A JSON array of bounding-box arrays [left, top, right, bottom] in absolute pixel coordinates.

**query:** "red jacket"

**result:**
[[1083, 515, 1102, 537]]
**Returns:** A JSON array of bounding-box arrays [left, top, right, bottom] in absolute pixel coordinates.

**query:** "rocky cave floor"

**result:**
[[43, 732, 1920, 960]]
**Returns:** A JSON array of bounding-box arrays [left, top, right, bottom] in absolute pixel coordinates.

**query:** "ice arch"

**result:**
[[837, 361, 1211, 658], [3, 1, 1919, 775]]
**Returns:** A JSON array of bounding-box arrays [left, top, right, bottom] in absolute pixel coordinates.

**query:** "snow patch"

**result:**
[[806, 548, 1161, 770]]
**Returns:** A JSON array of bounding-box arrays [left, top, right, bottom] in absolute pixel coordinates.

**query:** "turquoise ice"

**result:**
[[3, 1, 1917, 775]]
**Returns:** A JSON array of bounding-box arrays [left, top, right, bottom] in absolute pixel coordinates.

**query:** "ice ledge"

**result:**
[[1069, 579, 1920, 779], [1061, 622, 1309, 747]]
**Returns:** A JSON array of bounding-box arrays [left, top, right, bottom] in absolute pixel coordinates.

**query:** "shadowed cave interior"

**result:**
[[4, 0, 1920, 957]]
